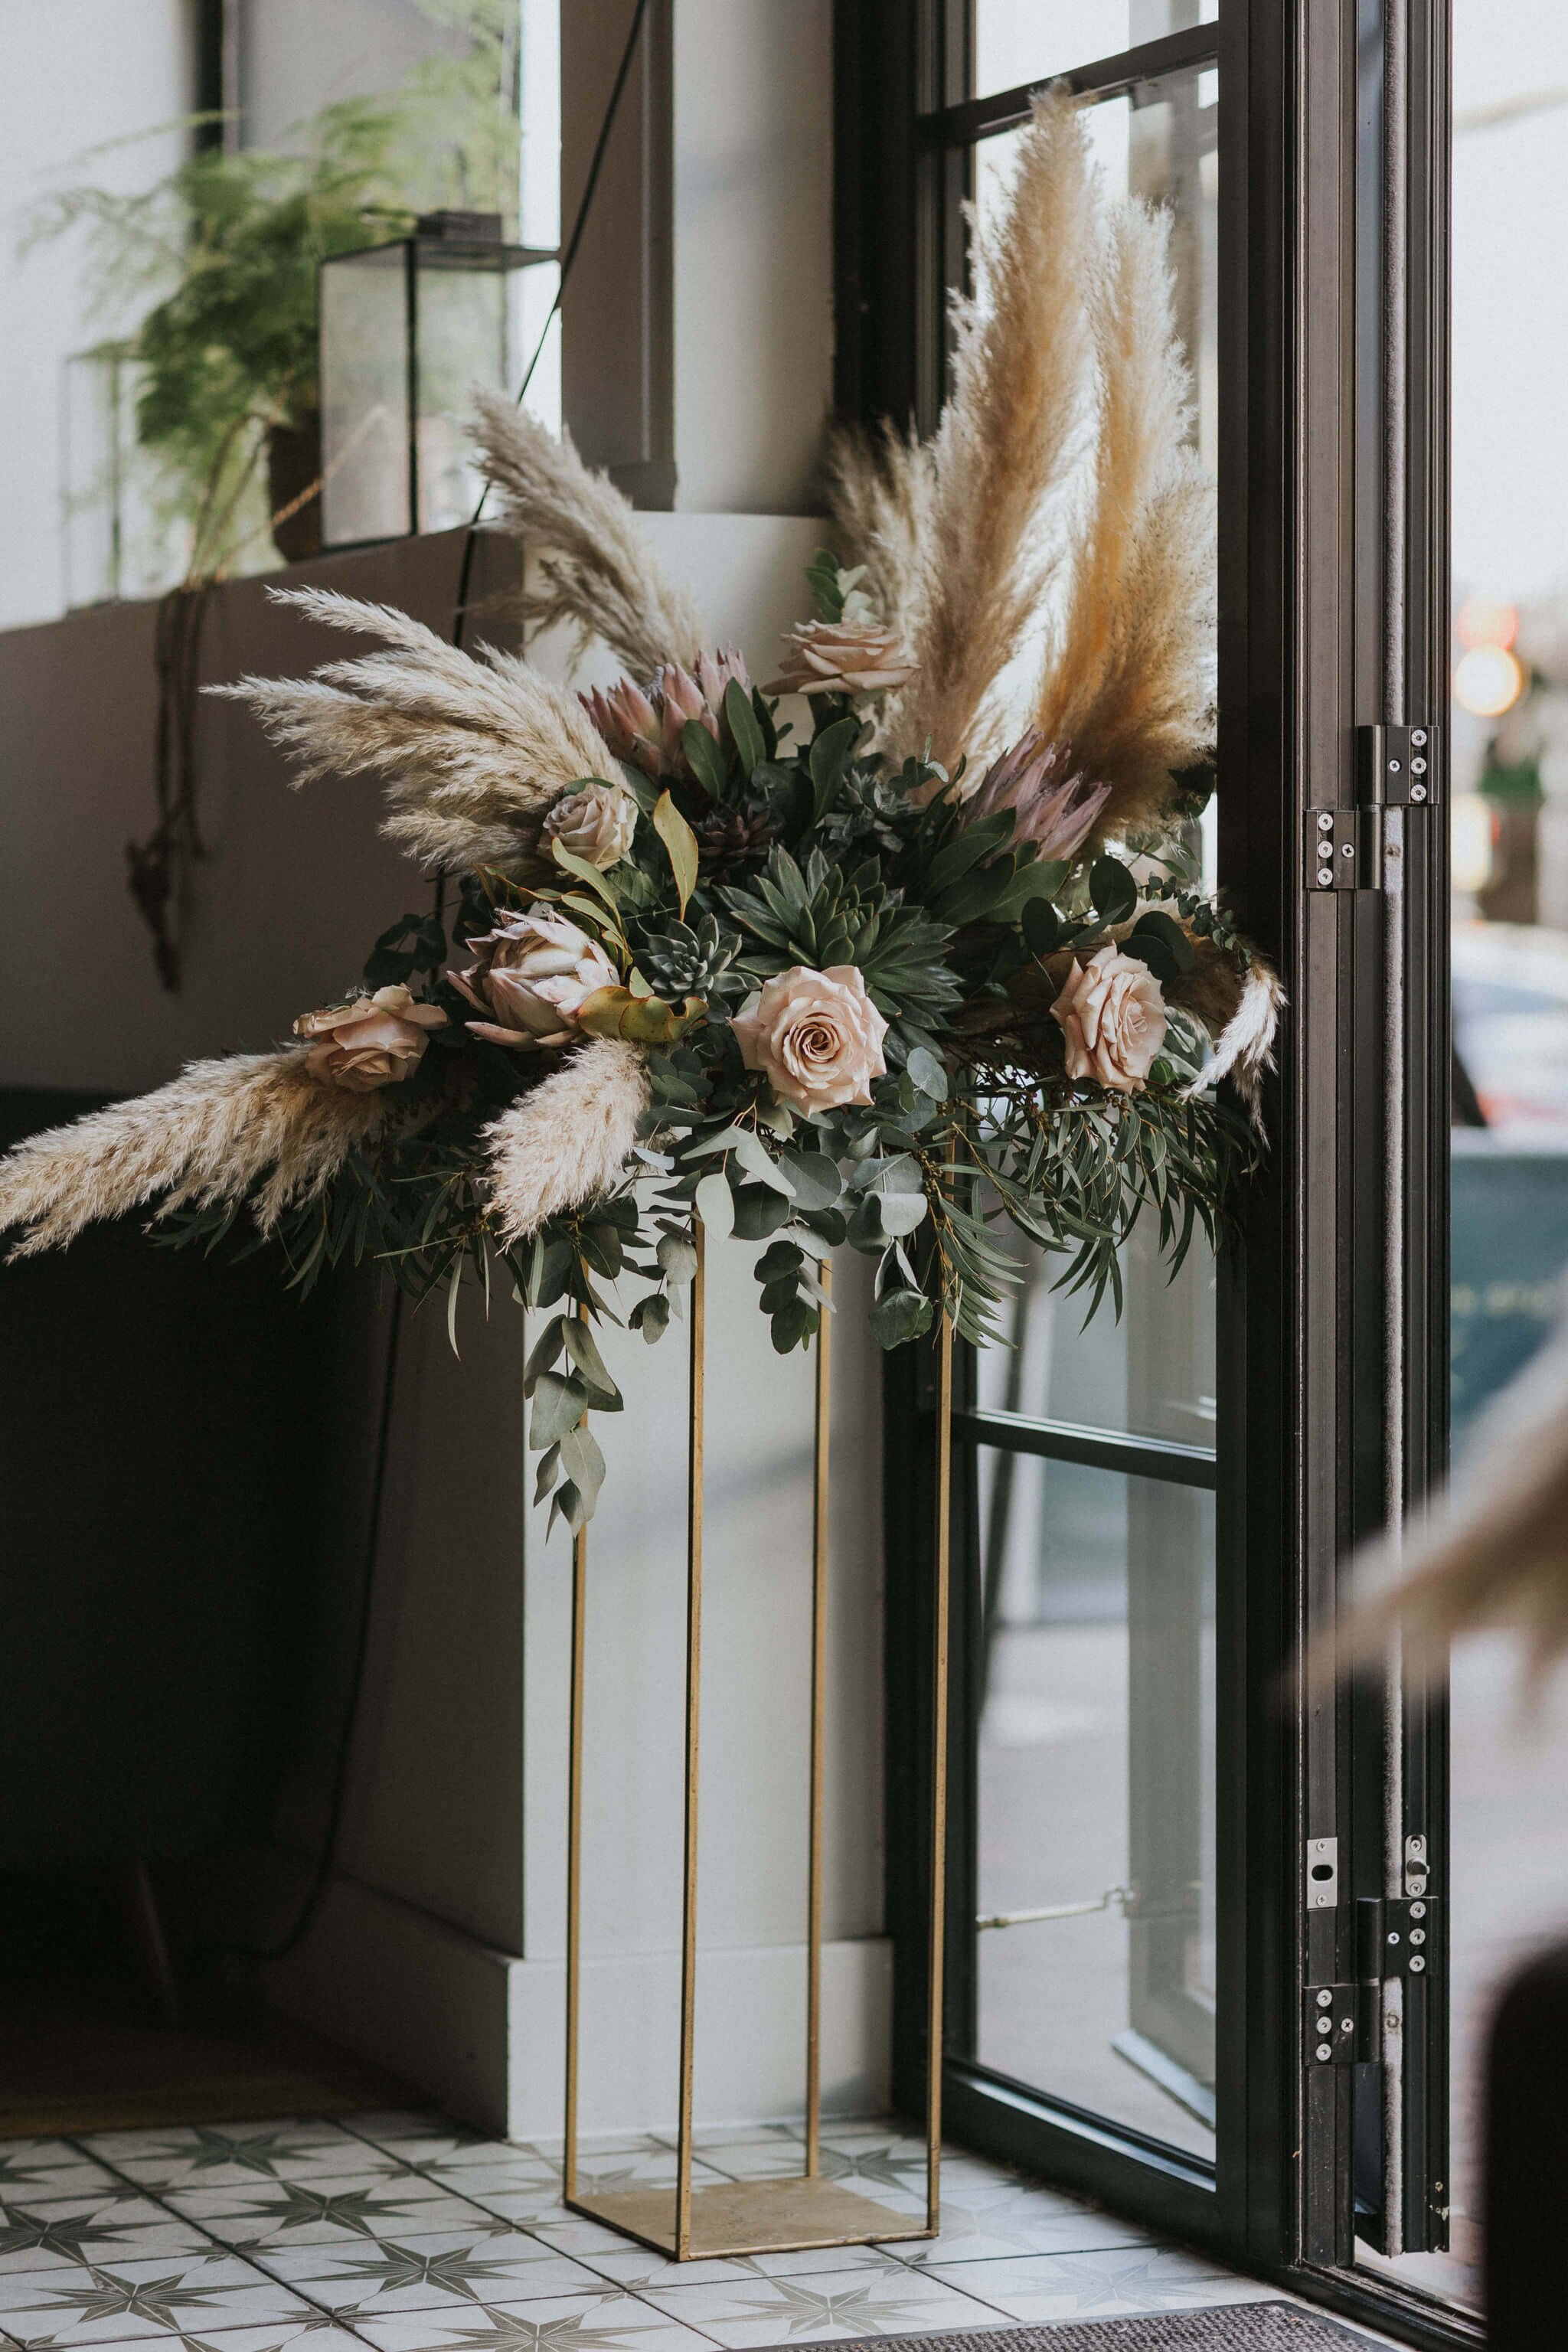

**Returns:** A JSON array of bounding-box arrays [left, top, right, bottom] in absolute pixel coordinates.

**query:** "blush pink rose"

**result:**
[[294, 983, 446, 1092], [1050, 946, 1167, 1093], [731, 963, 890, 1116]]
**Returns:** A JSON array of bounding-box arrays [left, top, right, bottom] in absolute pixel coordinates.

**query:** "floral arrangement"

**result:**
[[0, 97, 1279, 1534]]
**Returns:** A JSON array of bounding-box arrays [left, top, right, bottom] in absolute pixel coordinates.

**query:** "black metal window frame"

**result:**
[[843, 5, 1470, 2346]]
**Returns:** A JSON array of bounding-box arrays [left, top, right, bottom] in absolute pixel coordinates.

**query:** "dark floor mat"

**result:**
[[757, 2308, 1378, 2352]]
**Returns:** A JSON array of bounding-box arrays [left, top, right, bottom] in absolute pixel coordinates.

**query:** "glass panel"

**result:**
[[320, 245, 412, 548], [975, 70, 1220, 478], [973, 0, 1217, 100], [975, 1449, 1217, 2157], [1362, 0, 1568, 2314], [413, 254, 518, 534], [974, 1226, 1216, 1448]]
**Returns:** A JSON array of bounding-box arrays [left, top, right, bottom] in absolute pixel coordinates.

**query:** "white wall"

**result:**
[[0, 0, 193, 631], [670, 0, 835, 515]]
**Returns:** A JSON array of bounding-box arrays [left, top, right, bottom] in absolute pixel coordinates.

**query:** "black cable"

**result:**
[[211, 0, 652, 1973], [452, 0, 652, 651]]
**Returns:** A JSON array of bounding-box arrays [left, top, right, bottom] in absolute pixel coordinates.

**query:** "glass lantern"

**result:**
[[318, 211, 557, 550]]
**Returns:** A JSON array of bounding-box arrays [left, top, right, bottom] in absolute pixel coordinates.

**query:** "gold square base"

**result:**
[[567, 2174, 933, 2260]]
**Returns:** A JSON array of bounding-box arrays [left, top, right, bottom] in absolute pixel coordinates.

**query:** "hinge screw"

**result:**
[[1412, 757, 1427, 773], [1411, 785, 1427, 802], [1341, 2017, 1355, 2034], [1388, 758, 1402, 773], [1387, 1930, 1401, 1945], [1411, 1955, 1426, 1971], [1410, 1901, 1426, 1918], [1317, 812, 1334, 831], [1316, 2043, 1333, 2061], [1341, 842, 1354, 857], [1317, 867, 1334, 887], [1316, 1988, 1333, 2007], [1412, 729, 1428, 746]]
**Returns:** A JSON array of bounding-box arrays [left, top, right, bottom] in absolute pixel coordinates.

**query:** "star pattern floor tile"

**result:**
[[0, 2112, 1310, 2350]]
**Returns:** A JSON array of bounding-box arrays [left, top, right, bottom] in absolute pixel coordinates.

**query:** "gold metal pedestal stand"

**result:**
[[560, 1229, 953, 2261]]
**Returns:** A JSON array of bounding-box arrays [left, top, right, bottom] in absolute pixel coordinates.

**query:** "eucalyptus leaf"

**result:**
[[695, 1169, 734, 1236], [530, 1369, 590, 1451], [1089, 855, 1139, 926]]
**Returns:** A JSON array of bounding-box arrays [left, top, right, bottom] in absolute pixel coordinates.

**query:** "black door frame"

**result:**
[[843, 4, 1468, 2344]]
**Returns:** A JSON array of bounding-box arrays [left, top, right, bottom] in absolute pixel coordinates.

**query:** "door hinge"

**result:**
[[1305, 1982, 1366, 2066], [1358, 1893, 1439, 1981], [1305, 723, 1444, 892]]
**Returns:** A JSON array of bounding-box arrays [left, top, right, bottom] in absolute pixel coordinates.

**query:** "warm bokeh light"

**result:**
[[1457, 595, 1520, 649], [1450, 793, 1495, 896], [1454, 642, 1526, 717]]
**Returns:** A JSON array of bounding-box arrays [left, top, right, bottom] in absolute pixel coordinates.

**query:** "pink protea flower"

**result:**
[[965, 728, 1112, 861], [580, 648, 750, 780]]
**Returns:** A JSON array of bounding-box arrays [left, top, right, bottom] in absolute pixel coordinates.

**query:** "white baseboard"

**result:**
[[271, 1875, 892, 2142]]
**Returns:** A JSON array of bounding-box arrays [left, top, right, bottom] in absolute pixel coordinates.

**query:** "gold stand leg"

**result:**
[[676, 1223, 707, 2259], [805, 1261, 832, 2177], [564, 1517, 586, 2204], [926, 1312, 952, 2232]]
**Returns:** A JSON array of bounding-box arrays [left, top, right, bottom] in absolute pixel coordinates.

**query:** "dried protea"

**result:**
[[449, 908, 619, 1050], [694, 800, 779, 879], [763, 619, 918, 698], [963, 728, 1111, 861], [580, 648, 750, 780]]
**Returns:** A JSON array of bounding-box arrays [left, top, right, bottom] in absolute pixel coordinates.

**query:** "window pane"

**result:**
[[975, 1449, 1217, 2157], [975, 70, 1220, 476], [973, 1225, 1216, 1448], [974, 0, 1217, 101]]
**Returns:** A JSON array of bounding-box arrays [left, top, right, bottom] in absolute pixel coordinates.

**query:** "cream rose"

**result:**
[[542, 781, 638, 871], [294, 983, 446, 1092], [1050, 946, 1167, 1093], [731, 963, 890, 1116], [762, 619, 917, 698], [450, 907, 618, 1049]]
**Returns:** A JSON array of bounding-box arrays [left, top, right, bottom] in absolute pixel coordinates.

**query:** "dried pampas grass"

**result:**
[[470, 388, 704, 680], [869, 92, 1099, 769], [0, 1050, 391, 1259], [1032, 199, 1215, 839], [820, 421, 935, 656], [1168, 950, 1285, 1123], [484, 1038, 649, 1242], [214, 586, 613, 874], [1333, 1325, 1568, 1696]]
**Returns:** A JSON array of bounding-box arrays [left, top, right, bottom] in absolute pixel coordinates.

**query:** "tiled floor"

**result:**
[[0, 2115, 1301, 2350]]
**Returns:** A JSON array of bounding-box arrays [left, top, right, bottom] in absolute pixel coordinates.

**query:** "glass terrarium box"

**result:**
[[318, 210, 556, 549]]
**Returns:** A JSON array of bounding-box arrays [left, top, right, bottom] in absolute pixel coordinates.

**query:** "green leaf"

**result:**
[[769, 1298, 815, 1354], [1090, 854, 1139, 926], [808, 714, 861, 822], [731, 1183, 793, 1239], [561, 1318, 622, 1407], [653, 791, 700, 920], [869, 1286, 936, 1346], [778, 1147, 841, 1210], [656, 1232, 699, 1284], [695, 1169, 733, 1236], [682, 718, 729, 798], [560, 1423, 606, 1505], [873, 1188, 928, 1237], [733, 1128, 794, 1195], [630, 1291, 671, 1342], [530, 1369, 590, 1451], [924, 811, 1014, 897], [906, 1047, 949, 1099], [724, 677, 766, 775], [1021, 897, 1061, 956], [550, 838, 624, 919], [1129, 909, 1197, 973], [524, 1315, 565, 1387], [988, 857, 1070, 926]]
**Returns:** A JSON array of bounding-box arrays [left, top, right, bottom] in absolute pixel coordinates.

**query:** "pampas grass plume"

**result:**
[[470, 388, 704, 680], [0, 1051, 389, 1257], [484, 1039, 649, 1242], [214, 586, 615, 874]]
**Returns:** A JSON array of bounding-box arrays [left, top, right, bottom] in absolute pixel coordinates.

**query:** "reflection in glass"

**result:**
[[975, 1449, 1216, 2157], [974, 1223, 1216, 1449], [973, 1, 1217, 99]]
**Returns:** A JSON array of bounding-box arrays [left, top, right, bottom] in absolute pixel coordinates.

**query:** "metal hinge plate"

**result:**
[[1305, 808, 1370, 892], [1305, 1983, 1364, 2067], [1358, 1893, 1439, 1979], [1358, 721, 1442, 808]]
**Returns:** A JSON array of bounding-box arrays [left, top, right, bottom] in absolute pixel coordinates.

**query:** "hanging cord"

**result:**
[[452, 0, 652, 649], [210, 0, 652, 1972]]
